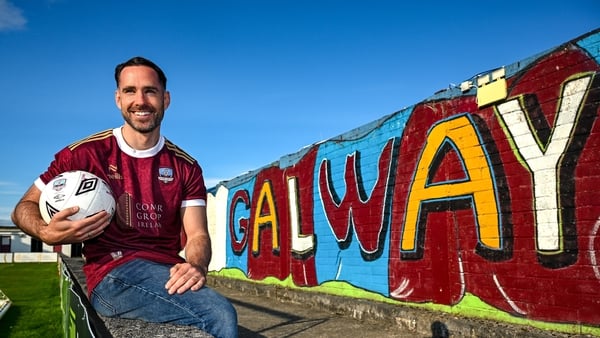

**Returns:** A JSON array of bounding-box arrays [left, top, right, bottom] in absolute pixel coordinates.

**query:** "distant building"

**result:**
[[0, 226, 34, 253], [0, 225, 81, 257]]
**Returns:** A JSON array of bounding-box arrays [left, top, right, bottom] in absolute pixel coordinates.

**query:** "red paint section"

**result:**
[[246, 148, 319, 285], [389, 45, 600, 323], [246, 166, 290, 280], [285, 147, 318, 286], [390, 97, 479, 305], [229, 189, 250, 254]]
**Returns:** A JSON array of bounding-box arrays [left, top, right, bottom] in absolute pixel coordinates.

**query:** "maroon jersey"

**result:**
[[35, 128, 207, 293]]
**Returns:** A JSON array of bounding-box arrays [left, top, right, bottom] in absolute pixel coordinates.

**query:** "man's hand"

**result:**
[[42, 206, 111, 245], [165, 262, 207, 295]]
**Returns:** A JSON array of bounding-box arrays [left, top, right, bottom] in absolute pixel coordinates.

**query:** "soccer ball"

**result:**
[[38, 170, 116, 224]]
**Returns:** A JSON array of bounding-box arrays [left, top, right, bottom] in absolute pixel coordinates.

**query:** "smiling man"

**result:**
[[12, 56, 238, 338]]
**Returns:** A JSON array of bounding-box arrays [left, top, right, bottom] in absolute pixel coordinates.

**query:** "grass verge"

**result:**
[[0, 263, 62, 338]]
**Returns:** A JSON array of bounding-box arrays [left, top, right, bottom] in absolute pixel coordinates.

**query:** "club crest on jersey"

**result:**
[[158, 167, 174, 183]]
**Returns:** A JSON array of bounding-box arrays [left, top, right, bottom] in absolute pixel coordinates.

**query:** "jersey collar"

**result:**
[[113, 127, 164, 158]]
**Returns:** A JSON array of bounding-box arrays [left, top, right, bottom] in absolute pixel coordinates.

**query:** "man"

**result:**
[[11, 56, 238, 338]]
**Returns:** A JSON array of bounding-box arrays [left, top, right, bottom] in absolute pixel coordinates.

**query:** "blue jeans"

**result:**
[[90, 258, 238, 338]]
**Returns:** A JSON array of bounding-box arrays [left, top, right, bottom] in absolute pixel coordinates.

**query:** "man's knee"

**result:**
[[206, 298, 238, 337]]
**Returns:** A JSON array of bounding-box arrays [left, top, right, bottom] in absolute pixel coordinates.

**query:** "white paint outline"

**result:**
[[589, 217, 600, 280], [458, 254, 466, 298], [390, 277, 414, 299], [493, 274, 527, 315]]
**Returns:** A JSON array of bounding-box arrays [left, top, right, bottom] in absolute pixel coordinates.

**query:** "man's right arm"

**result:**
[[11, 185, 46, 239]]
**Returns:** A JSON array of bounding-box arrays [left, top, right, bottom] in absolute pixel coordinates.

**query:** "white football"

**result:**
[[39, 170, 116, 224]]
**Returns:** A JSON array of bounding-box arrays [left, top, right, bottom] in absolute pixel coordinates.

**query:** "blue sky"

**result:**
[[0, 0, 599, 224]]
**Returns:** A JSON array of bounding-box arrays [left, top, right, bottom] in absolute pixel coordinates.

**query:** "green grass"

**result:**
[[0, 263, 62, 338]]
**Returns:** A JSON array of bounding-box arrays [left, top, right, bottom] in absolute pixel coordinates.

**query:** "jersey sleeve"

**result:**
[[37, 147, 76, 186], [181, 162, 207, 207]]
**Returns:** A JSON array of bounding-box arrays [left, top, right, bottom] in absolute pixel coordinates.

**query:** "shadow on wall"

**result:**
[[431, 321, 449, 338]]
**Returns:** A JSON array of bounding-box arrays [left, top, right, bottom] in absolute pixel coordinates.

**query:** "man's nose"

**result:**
[[133, 91, 148, 105]]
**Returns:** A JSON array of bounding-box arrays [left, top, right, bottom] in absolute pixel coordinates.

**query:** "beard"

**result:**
[[122, 108, 164, 134]]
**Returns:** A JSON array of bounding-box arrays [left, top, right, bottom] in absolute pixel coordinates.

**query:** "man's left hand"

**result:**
[[165, 262, 207, 295]]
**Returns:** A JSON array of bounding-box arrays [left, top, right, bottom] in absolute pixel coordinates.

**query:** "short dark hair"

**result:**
[[114, 56, 167, 89]]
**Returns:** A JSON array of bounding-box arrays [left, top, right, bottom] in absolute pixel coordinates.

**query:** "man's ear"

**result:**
[[115, 89, 122, 109], [164, 90, 171, 110]]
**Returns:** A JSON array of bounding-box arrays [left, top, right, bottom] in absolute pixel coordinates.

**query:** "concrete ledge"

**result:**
[[208, 276, 591, 338], [101, 317, 212, 338], [61, 256, 213, 338]]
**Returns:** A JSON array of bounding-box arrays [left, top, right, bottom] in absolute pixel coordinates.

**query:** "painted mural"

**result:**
[[207, 29, 600, 330]]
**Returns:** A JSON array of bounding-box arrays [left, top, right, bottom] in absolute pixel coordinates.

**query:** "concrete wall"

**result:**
[[0, 252, 58, 263], [206, 28, 600, 334]]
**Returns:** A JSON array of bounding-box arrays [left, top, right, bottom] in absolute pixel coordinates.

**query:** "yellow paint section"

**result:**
[[402, 115, 501, 251], [252, 180, 280, 253], [477, 68, 507, 107]]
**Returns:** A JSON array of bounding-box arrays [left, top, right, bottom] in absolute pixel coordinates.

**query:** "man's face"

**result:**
[[115, 65, 170, 134]]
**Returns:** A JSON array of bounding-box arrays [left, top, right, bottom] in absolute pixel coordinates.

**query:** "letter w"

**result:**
[[318, 138, 395, 256]]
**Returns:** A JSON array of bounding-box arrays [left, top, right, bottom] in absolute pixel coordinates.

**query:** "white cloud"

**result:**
[[0, 0, 26, 31], [0, 203, 16, 225], [0, 181, 21, 194]]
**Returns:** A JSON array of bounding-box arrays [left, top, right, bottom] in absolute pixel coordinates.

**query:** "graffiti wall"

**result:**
[[207, 29, 600, 330]]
